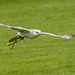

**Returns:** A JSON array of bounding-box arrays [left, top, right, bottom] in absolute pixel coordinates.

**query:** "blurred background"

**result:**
[[0, 0, 75, 75]]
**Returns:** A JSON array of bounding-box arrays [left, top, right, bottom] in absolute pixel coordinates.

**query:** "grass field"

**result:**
[[0, 0, 75, 75]]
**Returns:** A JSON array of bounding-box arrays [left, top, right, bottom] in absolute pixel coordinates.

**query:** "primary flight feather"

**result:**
[[0, 24, 74, 49]]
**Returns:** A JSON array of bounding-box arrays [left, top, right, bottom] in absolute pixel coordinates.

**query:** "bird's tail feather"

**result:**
[[8, 35, 20, 42]]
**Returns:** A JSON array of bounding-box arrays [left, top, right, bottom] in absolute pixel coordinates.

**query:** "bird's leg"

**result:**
[[10, 40, 17, 49], [7, 38, 21, 46], [10, 37, 24, 49]]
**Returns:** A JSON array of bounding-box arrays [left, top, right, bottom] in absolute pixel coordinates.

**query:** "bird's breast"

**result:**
[[18, 32, 39, 39]]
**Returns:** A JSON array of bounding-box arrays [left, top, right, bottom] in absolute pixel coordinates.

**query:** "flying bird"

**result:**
[[0, 24, 75, 49]]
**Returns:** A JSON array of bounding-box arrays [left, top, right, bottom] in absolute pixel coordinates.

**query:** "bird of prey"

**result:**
[[0, 24, 75, 49]]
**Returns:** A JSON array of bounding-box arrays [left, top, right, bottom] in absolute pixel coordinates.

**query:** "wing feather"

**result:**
[[0, 24, 30, 33], [41, 32, 63, 38], [41, 32, 75, 39]]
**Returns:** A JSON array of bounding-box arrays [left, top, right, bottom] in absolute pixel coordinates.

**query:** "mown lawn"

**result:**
[[0, 0, 75, 75]]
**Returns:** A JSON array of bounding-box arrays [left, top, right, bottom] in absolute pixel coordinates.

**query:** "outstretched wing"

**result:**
[[41, 32, 75, 39], [0, 24, 30, 33], [61, 35, 75, 39]]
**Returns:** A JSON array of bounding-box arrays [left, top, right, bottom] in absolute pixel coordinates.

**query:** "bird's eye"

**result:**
[[36, 32, 38, 33]]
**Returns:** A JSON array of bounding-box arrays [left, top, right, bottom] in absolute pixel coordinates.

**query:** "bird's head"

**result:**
[[31, 29, 42, 36]]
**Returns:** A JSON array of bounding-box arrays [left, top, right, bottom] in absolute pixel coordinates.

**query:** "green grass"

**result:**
[[0, 0, 75, 75]]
